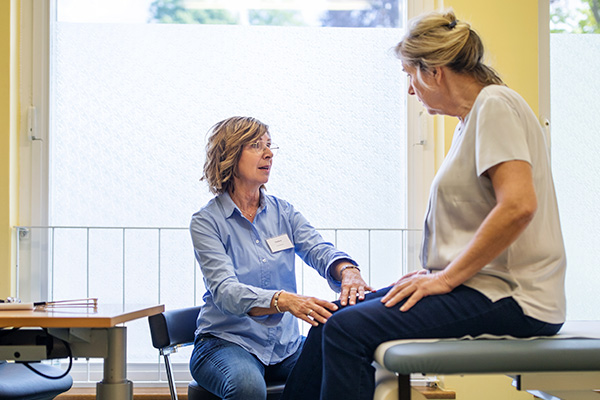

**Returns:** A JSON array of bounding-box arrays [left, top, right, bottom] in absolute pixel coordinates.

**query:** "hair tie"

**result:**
[[447, 20, 458, 29]]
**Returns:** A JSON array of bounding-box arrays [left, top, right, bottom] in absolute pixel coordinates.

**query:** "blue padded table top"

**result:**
[[377, 338, 600, 375], [375, 321, 600, 375]]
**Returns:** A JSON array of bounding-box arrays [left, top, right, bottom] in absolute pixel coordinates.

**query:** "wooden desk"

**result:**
[[0, 304, 164, 400]]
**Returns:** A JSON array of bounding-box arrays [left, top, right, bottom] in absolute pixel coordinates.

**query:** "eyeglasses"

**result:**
[[247, 140, 279, 156]]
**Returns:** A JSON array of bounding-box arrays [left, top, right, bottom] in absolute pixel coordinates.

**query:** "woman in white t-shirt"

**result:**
[[281, 9, 566, 400]]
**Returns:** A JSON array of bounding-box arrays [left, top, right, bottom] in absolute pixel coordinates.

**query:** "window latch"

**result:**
[[28, 105, 43, 141]]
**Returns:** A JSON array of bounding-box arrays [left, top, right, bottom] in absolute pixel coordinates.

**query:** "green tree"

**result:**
[[321, 0, 400, 28], [149, 0, 307, 26], [550, 0, 600, 33], [577, 0, 600, 32], [148, 0, 238, 24], [248, 10, 305, 26]]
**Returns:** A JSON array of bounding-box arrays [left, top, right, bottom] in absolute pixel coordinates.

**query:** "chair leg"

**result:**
[[398, 374, 411, 400], [161, 351, 179, 400]]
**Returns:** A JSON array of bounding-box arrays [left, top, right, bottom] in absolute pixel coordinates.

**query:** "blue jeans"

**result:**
[[281, 285, 562, 400], [189, 334, 304, 400]]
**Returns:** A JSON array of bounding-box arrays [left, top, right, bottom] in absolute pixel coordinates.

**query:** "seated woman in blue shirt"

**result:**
[[189, 116, 373, 400]]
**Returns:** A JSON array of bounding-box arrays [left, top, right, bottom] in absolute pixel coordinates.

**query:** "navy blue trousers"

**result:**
[[281, 285, 562, 400]]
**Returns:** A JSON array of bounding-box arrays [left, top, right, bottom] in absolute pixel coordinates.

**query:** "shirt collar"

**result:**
[[220, 189, 267, 219]]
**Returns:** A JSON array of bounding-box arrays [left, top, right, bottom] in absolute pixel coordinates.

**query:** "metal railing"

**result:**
[[14, 225, 422, 385]]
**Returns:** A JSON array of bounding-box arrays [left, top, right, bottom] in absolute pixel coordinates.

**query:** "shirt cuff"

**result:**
[[326, 258, 358, 292], [248, 288, 284, 326], [251, 288, 279, 310]]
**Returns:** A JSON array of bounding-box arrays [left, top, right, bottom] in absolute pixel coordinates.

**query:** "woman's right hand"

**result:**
[[277, 291, 338, 327]]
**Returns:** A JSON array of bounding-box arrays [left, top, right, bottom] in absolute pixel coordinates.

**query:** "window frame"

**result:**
[[18, 0, 52, 301], [539, 0, 551, 150], [17, 0, 437, 385]]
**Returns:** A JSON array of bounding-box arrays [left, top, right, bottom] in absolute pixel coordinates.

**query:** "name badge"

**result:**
[[266, 234, 294, 253]]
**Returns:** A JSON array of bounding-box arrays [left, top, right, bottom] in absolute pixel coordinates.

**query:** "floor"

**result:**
[[56, 386, 189, 400], [55, 385, 455, 400]]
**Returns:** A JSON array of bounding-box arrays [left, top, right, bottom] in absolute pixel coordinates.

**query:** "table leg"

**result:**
[[398, 374, 411, 400], [96, 326, 133, 400]]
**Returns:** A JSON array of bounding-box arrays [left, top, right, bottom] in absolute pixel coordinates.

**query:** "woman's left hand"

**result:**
[[380, 270, 453, 312], [339, 268, 376, 306]]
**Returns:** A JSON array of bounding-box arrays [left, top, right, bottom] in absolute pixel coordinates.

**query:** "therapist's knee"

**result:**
[[222, 371, 266, 400]]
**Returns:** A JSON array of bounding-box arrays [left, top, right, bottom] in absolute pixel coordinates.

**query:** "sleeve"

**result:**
[[190, 212, 280, 318], [284, 201, 358, 293], [475, 95, 532, 177]]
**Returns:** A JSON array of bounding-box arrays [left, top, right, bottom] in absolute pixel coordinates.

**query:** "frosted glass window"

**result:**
[[51, 23, 407, 230], [550, 33, 600, 320]]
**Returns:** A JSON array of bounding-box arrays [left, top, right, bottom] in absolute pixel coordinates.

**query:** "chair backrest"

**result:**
[[148, 305, 286, 400], [148, 306, 203, 400], [148, 305, 202, 351]]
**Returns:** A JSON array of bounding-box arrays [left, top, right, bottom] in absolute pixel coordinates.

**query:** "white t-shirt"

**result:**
[[420, 84, 566, 324]]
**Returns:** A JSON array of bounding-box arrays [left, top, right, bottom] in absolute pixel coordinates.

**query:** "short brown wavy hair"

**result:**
[[202, 116, 269, 195]]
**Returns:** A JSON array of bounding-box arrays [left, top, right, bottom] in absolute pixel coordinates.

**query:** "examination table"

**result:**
[[374, 321, 600, 400]]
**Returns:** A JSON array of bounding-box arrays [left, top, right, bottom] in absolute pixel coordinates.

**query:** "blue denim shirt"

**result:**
[[190, 190, 356, 365]]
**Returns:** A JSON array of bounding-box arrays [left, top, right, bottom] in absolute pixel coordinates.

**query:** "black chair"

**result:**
[[0, 360, 73, 400], [148, 306, 285, 400]]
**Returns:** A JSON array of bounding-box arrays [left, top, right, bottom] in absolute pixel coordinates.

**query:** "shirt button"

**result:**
[[262, 258, 267, 263], [255, 239, 260, 244]]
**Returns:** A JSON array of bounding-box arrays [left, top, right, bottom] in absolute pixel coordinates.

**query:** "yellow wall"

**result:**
[[440, 0, 540, 155], [0, 0, 18, 297]]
